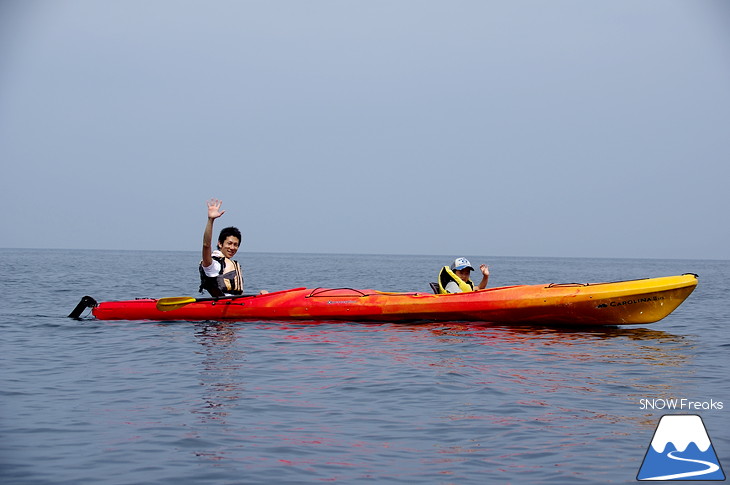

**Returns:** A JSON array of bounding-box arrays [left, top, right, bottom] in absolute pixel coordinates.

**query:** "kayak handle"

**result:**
[[307, 288, 370, 298]]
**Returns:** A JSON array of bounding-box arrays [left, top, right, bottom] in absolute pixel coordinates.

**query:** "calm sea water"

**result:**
[[1, 249, 728, 484]]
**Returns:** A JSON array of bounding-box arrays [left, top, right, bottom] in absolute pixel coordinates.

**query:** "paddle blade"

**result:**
[[156, 297, 197, 311]]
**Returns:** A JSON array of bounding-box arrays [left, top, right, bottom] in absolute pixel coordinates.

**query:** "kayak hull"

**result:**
[[89, 274, 698, 326]]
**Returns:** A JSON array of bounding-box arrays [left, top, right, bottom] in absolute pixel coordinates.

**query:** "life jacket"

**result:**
[[437, 266, 475, 294], [199, 252, 244, 297]]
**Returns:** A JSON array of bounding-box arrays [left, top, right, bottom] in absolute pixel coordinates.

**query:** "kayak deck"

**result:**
[[78, 274, 698, 326]]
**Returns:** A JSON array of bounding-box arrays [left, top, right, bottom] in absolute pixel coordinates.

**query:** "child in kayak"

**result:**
[[438, 257, 490, 294]]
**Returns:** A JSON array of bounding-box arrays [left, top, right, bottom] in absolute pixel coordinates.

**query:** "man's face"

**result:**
[[219, 236, 240, 258]]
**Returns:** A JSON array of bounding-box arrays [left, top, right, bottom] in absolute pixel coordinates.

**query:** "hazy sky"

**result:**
[[1, 1, 729, 259]]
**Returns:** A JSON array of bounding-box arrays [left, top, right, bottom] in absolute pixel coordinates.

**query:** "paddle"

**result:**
[[156, 294, 255, 311]]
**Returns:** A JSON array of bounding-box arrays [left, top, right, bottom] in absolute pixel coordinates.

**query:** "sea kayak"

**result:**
[[70, 274, 698, 326]]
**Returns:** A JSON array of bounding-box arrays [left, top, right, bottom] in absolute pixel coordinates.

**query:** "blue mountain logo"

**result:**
[[637, 414, 725, 481]]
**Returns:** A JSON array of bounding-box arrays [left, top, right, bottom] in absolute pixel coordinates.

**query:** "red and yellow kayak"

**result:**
[[74, 274, 698, 326]]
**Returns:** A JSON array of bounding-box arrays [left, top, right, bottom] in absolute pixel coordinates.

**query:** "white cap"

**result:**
[[451, 257, 474, 271]]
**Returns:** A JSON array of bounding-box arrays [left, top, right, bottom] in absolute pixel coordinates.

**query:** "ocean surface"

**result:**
[[1, 249, 728, 484]]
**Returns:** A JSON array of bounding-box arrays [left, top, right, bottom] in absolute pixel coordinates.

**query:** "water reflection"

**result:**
[[426, 322, 694, 393], [193, 323, 245, 423], [417, 322, 697, 476], [186, 320, 697, 480]]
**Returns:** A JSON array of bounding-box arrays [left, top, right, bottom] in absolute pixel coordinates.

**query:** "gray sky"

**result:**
[[1, 1, 729, 259]]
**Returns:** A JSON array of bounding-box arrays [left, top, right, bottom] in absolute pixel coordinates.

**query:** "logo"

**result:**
[[637, 415, 725, 481]]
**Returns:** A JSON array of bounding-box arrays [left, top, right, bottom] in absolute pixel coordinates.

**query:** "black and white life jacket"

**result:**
[[199, 252, 244, 297]]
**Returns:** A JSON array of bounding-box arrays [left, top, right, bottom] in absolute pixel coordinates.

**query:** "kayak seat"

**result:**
[[429, 282, 440, 294]]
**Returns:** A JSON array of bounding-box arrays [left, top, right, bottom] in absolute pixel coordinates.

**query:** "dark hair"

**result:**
[[218, 226, 242, 245]]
